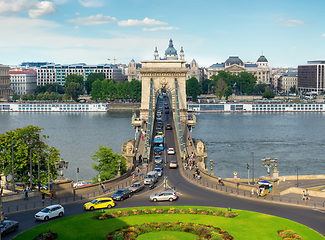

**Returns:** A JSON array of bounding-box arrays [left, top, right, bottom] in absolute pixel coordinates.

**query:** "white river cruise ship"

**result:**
[[0, 103, 109, 112], [188, 103, 325, 112]]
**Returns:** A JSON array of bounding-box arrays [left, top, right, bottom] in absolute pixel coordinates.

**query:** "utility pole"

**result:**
[[251, 152, 254, 185], [76, 168, 79, 183], [247, 163, 250, 184]]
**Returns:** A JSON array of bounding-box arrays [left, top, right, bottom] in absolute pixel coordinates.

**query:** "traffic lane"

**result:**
[[165, 163, 325, 236]]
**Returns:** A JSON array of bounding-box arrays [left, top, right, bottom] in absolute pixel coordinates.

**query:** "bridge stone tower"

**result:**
[[139, 39, 188, 121]]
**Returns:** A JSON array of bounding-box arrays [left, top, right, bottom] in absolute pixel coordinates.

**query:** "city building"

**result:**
[[10, 70, 37, 96], [186, 59, 200, 81], [20, 62, 54, 68], [207, 55, 271, 85], [277, 72, 298, 94], [127, 59, 142, 82], [298, 61, 325, 94], [37, 63, 124, 86], [0, 64, 11, 99]]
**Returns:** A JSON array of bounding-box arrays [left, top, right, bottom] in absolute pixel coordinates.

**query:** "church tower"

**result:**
[[180, 47, 185, 60], [154, 47, 159, 60]]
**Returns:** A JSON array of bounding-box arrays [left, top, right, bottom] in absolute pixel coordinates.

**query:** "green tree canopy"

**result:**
[[22, 94, 29, 101], [85, 73, 105, 94], [262, 89, 275, 99], [35, 83, 64, 95], [65, 74, 84, 87], [92, 146, 127, 182], [12, 93, 20, 101], [254, 83, 267, 95], [186, 77, 202, 102], [290, 85, 297, 93], [65, 82, 83, 101], [201, 79, 212, 94], [0, 125, 60, 187], [90, 79, 102, 101]]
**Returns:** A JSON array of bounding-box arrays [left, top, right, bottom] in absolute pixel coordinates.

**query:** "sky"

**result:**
[[0, 0, 325, 68]]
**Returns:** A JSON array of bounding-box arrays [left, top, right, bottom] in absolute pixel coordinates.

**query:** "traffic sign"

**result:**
[[234, 175, 238, 179], [234, 172, 237, 176]]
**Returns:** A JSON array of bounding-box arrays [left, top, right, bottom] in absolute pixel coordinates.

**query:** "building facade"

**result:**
[[10, 70, 37, 96], [186, 59, 200, 81], [207, 55, 271, 85], [127, 59, 142, 82], [37, 63, 124, 86], [278, 72, 298, 93], [298, 61, 325, 94], [0, 64, 11, 98]]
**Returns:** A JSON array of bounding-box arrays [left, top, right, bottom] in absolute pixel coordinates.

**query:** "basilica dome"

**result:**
[[165, 39, 178, 56], [225, 56, 243, 66], [257, 55, 268, 62]]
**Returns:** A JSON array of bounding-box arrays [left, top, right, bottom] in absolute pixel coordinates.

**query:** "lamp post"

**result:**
[[209, 160, 214, 175], [117, 160, 121, 177], [261, 157, 277, 177], [54, 158, 69, 179], [11, 141, 15, 191], [28, 145, 33, 189], [37, 154, 40, 191]]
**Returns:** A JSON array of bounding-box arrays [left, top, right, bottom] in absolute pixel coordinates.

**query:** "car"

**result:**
[[154, 148, 162, 155], [84, 197, 115, 211], [155, 168, 163, 177], [35, 204, 64, 221], [1, 220, 19, 236], [156, 116, 162, 121], [157, 132, 164, 137], [165, 110, 169, 114], [164, 102, 168, 105], [73, 181, 91, 188], [154, 155, 163, 163], [169, 161, 178, 169], [129, 182, 145, 193], [165, 106, 169, 109], [166, 124, 172, 130], [150, 191, 177, 202], [167, 148, 175, 155], [144, 171, 158, 184], [111, 188, 131, 201], [154, 162, 163, 170]]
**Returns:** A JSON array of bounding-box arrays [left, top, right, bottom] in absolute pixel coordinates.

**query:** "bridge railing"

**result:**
[[173, 79, 184, 159]]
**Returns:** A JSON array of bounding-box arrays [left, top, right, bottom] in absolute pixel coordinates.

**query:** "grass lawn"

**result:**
[[13, 206, 324, 240]]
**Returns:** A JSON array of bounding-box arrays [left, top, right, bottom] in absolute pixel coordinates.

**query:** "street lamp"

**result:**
[[210, 160, 214, 175], [11, 141, 15, 191], [261, 157, 277, 177], [54, 159, 69, 179], [117, 160, 121, 177]]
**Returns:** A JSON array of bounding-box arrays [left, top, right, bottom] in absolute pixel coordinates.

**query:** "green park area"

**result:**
[[13, 206, 324, 240]]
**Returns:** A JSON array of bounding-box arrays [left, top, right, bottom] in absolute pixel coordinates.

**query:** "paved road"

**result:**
[[3, 99, 325, 239]]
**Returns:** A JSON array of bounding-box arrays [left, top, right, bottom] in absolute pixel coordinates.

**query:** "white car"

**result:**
[[73, 181, 90, 188], [35, 204, 64, 221], [155, 168, 163, 177], [167, 148, 175, 155]]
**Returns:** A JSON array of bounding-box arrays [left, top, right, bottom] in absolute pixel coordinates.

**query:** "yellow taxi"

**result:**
[[83, 197, 115, 211], [157, 132, 164, 137]]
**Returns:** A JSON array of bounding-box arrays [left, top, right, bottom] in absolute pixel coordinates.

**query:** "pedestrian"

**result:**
[[24, 189, 28, 200], [6, 182, 8, 190], [132, 173, 135, 182], [142, 135, 144, 140], [218, 176, 221, 185], [50, 191, 53, 201], [306, 189, 310, 201], [139, 154, 142, 163], [23, 189, 27, 200], [41, 191, 46, 205], [101, 183, 105, 194], [137, 168, 140, 178], [192, 170, 195, 179]]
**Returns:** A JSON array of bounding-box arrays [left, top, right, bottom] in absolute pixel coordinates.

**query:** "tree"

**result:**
[[214, 78, 227, 99], [130, 79, 141, 101], [49, 92, 57, 101], [29, 94, 35, 101], [42, 92, 50, 100], [107, 80, 116, 99], [90, 79, 102, 101], [36, 93, 44, 100], [237, 71, 257, 95], [12, 93, 20, 101], [254, 83, 267, 95], [116, 82, 124, 99], [22, 94, 29, 101], [0, 125, 60, 187], [65, 74, 84, 87], [262, 89, 275, 99], [201, 79, 212, 94], [85, 73, 105, 94], [62, 93, 70, 101], [290, 85, 297, 93], [65, 82, 83, 101], [92, 146, 127, 182], [186, 77, 202, 102], [57, 95, 63, 101]]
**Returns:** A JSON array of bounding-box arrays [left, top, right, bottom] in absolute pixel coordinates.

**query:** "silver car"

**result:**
[[154, 156, 163, 163], [129, 182, 145, 193], [155, 168, 163, 177], [150, 191, 177, 202], [35, 204, 64, 221]]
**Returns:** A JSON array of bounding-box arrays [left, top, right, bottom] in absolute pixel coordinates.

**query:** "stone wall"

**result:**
[[109, 103, 140, 110]]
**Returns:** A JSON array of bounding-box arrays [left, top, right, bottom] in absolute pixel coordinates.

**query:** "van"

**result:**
[[144, 171, 158, 184]]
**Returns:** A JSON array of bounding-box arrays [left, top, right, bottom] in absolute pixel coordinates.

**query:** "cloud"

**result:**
[[118, 17, 167, 27], [143, 26, 179, 31], [76, 12, 80, 15], [75, 26, 79, 29], [289, 46, 297, 50], [78, 0, 104, 7], [52, 0, 68, 4], [67, 14, 117, 25], [322, 34, 325, 37], [0, 0, 59, 18], [276, 19, 304, 26]]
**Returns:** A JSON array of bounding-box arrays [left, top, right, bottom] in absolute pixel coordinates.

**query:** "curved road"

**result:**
[[4, 101, 325, 239]]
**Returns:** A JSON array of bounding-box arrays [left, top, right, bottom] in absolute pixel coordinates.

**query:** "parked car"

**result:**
[[169, 161, 178, 169], [129, 182, 145, 193], [35, 204, 64, 221], [166, 124, 172, 130], [83, 197, 115, 211], [150, 191, 178, 202], [0, 220, 19, 236], [111, 189, 131, 201], [154, 155, 163, 163], [73, 181, 91, 188], [167, 148, 175, 155], [155, 168, 163, 177]]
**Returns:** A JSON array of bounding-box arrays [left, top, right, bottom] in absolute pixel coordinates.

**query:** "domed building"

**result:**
[[207, 55, 271, 85]]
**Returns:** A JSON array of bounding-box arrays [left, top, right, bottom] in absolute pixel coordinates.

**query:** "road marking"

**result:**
[[312, 208, 325, 214]]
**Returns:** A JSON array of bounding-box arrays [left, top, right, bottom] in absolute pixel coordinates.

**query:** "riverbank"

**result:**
[[109, 102, 140, 110]]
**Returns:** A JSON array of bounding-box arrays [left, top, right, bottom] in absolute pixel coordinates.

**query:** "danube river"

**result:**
[[0, 111, 324, 181]]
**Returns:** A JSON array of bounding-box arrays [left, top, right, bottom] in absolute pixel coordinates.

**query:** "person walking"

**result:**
[[137, 167, 140, 178], [41, 191, 46, 205], [218, 176, 221, 185], [192, 170, 196, 179], [138, 154, 142, 164], [50, 191, 53, 201], [306, 189, 310, 201], [101, 183, 105, 194], [24, 189, 28, 200]]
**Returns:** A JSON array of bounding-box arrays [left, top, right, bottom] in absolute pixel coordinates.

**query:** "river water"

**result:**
[[0, 111, 324, 181]]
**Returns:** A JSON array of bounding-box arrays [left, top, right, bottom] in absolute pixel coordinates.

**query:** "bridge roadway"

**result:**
[[3, 102, 325, 239]]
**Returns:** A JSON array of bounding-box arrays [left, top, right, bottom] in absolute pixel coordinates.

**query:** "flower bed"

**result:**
[[33, 229, 58, 240], [277, 229, 302, 239], [93, 207, 239, 220], [106, 221, 234, 240]]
